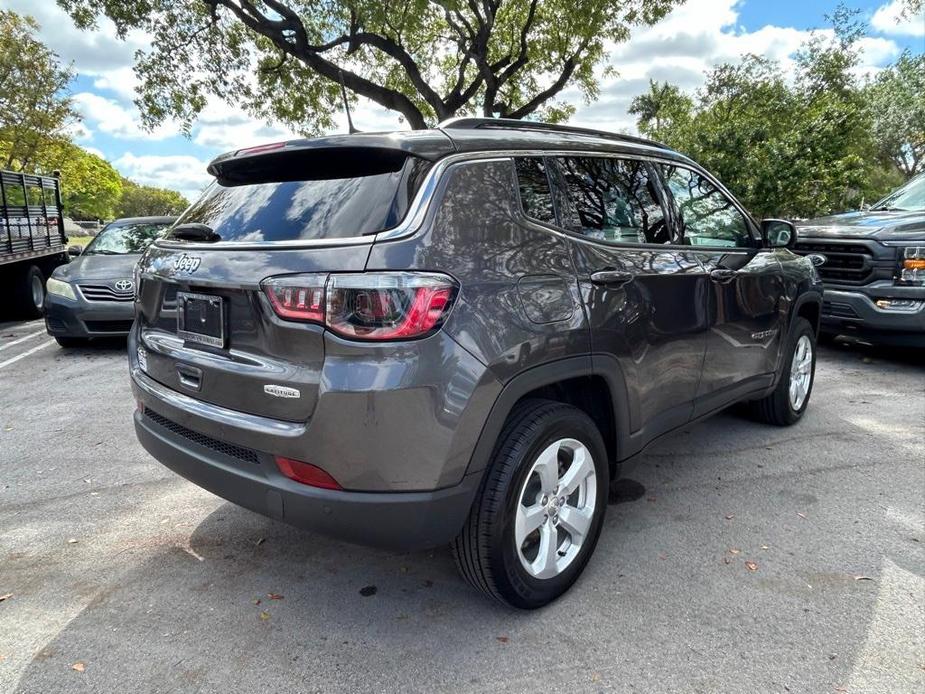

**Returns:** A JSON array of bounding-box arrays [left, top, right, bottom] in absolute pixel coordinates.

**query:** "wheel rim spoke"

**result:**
[[515, 503, 546, 547], [530, 522, 560, 579], [533, 444, 560, 493], [558, 505, 593, 545], [559, 446, 593, 497]]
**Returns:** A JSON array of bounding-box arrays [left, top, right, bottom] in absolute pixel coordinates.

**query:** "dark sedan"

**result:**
[[44, 216, 176, 346]]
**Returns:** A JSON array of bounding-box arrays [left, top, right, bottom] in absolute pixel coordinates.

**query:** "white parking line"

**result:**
[[0, 329, 45, 352], [0, 339, 54, 370]]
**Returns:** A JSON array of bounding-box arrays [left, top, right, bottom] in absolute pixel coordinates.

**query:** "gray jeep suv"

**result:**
[[130, 119, 823, 608]]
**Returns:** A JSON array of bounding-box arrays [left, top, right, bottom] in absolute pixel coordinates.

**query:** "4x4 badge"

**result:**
[[173, 253, 202, 274]]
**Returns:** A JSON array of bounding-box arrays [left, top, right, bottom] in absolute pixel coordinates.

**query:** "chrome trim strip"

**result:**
[[131, 367, 305, 438]]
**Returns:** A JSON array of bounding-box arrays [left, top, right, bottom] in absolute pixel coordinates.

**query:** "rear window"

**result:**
[[173, 155, 431, 242]]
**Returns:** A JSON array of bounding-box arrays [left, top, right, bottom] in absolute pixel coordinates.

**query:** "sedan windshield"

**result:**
[[83, 222, 170, 255], [872, 175, 925, 212]]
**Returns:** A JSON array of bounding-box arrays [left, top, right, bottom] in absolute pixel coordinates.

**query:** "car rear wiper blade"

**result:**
[[170, 223, 220, 242]]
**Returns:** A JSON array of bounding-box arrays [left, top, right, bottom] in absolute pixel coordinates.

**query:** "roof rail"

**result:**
[[438, 117, 669, 151]]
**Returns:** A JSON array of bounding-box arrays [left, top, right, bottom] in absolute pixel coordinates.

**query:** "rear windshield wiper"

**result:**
[[170, 223, 220, 242]]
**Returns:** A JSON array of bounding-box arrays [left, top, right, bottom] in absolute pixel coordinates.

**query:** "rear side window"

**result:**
[[556, 157, 670, 244], [514, 158, 556, 224], [173, 156, 430, 242], [660, 164, 752, 248]]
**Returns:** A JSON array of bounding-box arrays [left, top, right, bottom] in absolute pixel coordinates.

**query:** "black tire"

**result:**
[[54, 336, 87, 348], [749, 317, 816, 426], [452, 399, 609, 609], [13, 265, 45, 319]]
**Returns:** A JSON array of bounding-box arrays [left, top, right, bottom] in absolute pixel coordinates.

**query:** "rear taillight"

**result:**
[[261, 272, 457, 341], [263, 274, 326, 322]]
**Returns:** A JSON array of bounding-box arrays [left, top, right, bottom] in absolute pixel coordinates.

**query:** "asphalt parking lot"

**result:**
[[0, 318, 922, 694]]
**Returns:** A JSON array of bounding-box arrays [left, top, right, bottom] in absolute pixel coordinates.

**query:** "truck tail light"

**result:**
[[261, 272, 457, 340]]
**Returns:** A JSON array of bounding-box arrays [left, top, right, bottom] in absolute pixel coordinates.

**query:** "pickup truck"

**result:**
[[796, 174, 925, 347], [0, 169, 70, 318]]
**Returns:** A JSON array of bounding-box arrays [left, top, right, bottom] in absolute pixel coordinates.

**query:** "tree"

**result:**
[[628, 80, 693, 143], [58, 0, 683, 133], [0, 10, 77, 169], [866, 51, 925, 178], [35, 141, 124, 220], [633, 7, 903, 219], [118, 180, 190, 217]]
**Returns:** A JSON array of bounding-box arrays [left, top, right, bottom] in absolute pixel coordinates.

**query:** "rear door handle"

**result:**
[[709, 268, 738, 284], [590, 270, 634, 287]]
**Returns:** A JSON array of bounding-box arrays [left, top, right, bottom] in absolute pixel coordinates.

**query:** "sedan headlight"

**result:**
[[899, 247, 925, 285], [46, 277, 77, 300]]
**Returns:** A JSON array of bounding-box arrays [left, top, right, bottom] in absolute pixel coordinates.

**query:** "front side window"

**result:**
[[556, 157, 670, 244], [84, 222, 170, 255], [660, 165, 752, 247], [514, 157, 556, 224]]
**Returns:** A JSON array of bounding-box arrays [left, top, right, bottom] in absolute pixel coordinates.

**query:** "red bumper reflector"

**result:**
[[274, 456, 342, 490]]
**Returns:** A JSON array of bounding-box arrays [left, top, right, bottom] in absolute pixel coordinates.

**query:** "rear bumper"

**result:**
[[134, 405, 482, 551], [44, 292, 134, 337], [820, 285, 925, 346]]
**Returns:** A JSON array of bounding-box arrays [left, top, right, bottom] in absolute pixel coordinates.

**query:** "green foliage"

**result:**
[[0, 10, 77, 170], [57, 0, 682, 133], [866, 51, 925, 178], [38, 140, 124, 220], [117, 179, 190, 217], [633, 7, 907, 219]]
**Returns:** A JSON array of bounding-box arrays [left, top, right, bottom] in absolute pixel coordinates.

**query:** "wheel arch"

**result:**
[[464, 356, 631, 481]]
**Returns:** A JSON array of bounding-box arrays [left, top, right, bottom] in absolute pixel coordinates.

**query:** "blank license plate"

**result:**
[[177, 292, 225, 348]]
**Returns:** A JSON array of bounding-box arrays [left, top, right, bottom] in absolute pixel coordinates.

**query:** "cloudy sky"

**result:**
[[1, 0, 922, 201]]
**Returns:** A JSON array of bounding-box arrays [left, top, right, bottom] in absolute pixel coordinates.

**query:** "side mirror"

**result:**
[[67, 245, 83, 257], [762, 219, 796, 249]]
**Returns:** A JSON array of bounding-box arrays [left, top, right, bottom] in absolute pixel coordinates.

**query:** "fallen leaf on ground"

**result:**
[[268, 593, 284, 600], [745, 561, 759, 572], [71, 662, 86, 673], [255, 537, 266, 546], [590, 673, 602, 683], [259, 611, 270, 621], [853, 576, 874, 582], [724, 514, 734, 520], [252, 598, 261, 605], [723, 557, 731, 565], [761, 545, 769, 550], [359, 585, 377, 597], [0, 593, 12, 602], [728, 548, 741, 555], [496, 636, 509, 643], [797, 512, 807, 519], [67, 538, 78, 544]]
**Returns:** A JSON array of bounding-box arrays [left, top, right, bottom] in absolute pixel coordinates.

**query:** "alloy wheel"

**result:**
[[515, 438, 597, 579]]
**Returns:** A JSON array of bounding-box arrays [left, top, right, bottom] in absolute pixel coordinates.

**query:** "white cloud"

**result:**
[[72, 92, 176, 140], [570, 0, 900, 134], [113, 152, 213, 201], [1, 0, 146, 78], [871, 0, 925, 37]]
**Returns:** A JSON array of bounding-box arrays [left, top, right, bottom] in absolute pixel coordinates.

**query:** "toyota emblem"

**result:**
[[115, 279, 135, 292]]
